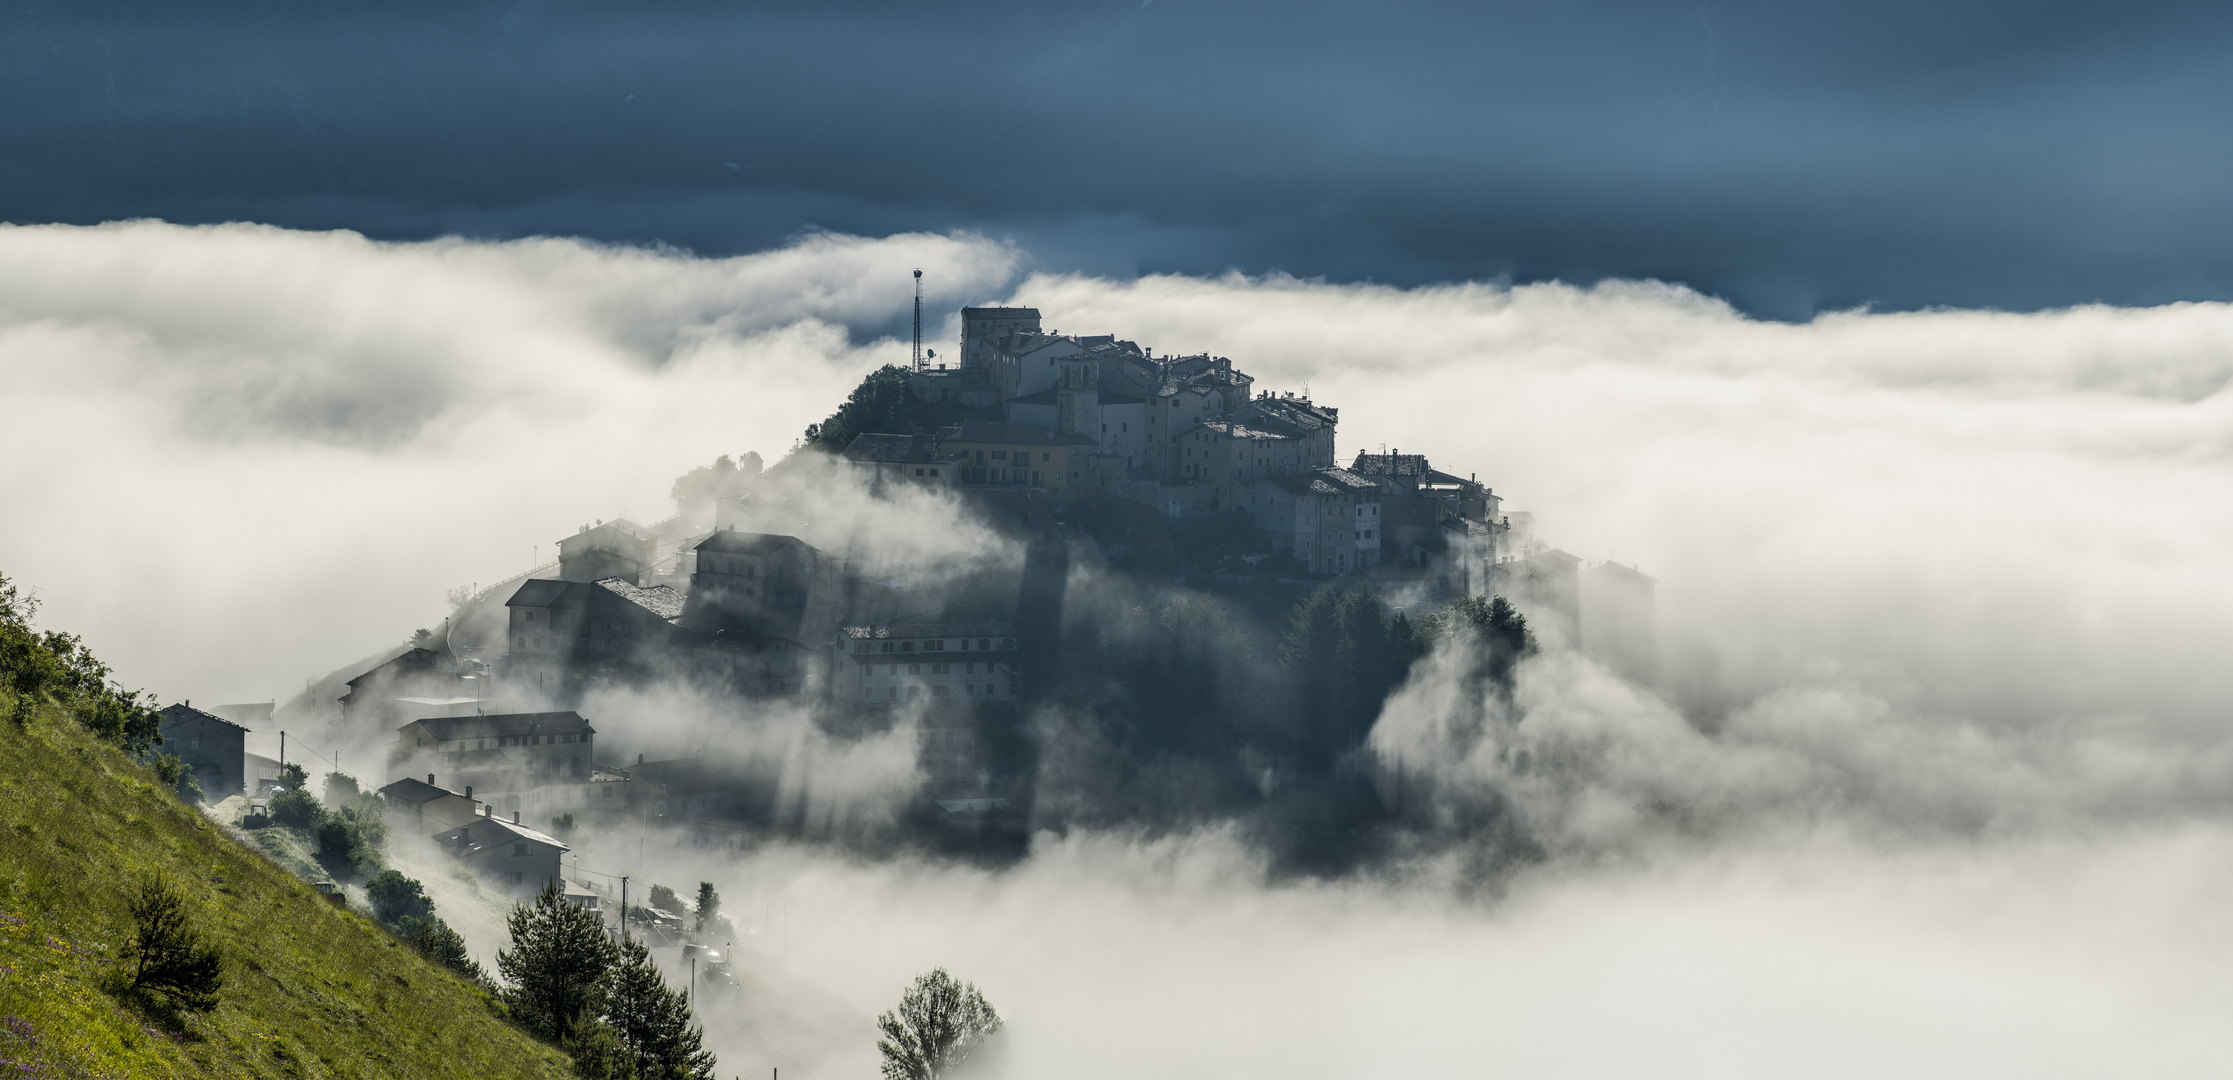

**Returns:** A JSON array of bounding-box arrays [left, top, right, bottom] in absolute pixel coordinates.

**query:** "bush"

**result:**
[[270, 787, 324, 831], [398, 914, 487, 984], [1, 572, 162, 750], [150, 753, 204, 805], [366, 870, 435, 926], [323, 770, 361, 805], [123, 874, 224, 1012], [646, 884, 678, 915]]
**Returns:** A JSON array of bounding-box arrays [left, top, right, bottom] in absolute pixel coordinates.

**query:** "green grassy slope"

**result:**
[[0, 691, 575, 1080]]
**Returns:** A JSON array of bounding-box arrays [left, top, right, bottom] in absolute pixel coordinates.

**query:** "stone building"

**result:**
[[386, 710, 599, 792], [831, 622, 1021, 706], [158, 703, 252, 799], [1247, 468, 1385, 575], [558, 519, 656, 584]]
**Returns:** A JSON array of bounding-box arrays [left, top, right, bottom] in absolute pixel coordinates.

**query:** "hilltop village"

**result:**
[[155, 303, 1657, 895]]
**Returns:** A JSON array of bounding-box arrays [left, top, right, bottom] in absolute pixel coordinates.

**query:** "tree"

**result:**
[[366, 870, 435, 926], [550, 813, 577, 841], [278, 762, 309, 790], [1279, 586, 1428, 763], [124, 875, 224, 1011], [669, 452, 763, 519], [566, 1016, 641, 1080], [692, 883, 719, 935], [269, 787, 324, 831], [1425, 594, 1535, 689], [799, 365, 915, 453], [499, 881, 619, 1043], [314, 815, 376, 880], [646, 884, 679, 915], [876, 969, 1001, 1080], [604, 936, 715, 1080], [398, 914, 488, 984], [323, 770, 362, 805], [0, 572, 161, 750]]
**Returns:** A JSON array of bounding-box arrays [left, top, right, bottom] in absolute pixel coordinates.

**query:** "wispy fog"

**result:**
[[6, 222, 2233, 1074]]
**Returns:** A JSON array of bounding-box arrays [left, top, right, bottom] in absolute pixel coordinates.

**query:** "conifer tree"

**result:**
[[499, 881, 618, 1043], [604, 936, 714, 1080]]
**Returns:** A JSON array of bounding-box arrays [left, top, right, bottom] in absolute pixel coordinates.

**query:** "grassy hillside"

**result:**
[[0, 689, 575, 1080]]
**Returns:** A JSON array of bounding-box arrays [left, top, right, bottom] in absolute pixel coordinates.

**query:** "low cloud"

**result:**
[[8, 222, 2233, 1074]]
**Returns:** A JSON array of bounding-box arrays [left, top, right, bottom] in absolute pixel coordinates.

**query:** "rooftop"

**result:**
[[377, 776, 471, 806], [596, 578, 686, 621], [402, 711, 596, 739], [694, 530, 812, 555], [840, 622, 1019, 640], [1258, 468, 1380, 498]]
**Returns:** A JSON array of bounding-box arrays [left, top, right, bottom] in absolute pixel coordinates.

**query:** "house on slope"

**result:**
[[158, 703, 258, 799], [387, 711, 599, 789], [436, 809, 568, 894], [377, 775, 485, 836]]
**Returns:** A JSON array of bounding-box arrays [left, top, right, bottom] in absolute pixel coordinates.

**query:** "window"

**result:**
[[933, 685, 948, 697], [901, 641, 915, 652], [966, 662, 976, 674], [908, 664, 920, 675], [882, 642, 894, 652], [915, 468, 924, 476], [513, 843, 528, 856], [979, 639, 991, 649], [985, 684, 997, 696], [505, 871, 524, 885], [992, 450, 1007, 459], [1042, 452, 1051, 461], [965, 683, 976, 695]]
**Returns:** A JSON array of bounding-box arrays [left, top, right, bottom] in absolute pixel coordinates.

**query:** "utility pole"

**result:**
[[620, 876, 629, 941], [911, 268, 924, 372]]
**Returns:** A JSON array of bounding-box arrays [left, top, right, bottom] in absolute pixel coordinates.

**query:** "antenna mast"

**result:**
[[911, 268, 924, 372]]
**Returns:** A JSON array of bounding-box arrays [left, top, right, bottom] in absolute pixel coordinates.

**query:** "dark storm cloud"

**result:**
[[7, 2, 2233, 317]]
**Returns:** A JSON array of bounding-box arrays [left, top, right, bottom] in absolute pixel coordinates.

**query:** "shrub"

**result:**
[[270, 787, 324, 831], [123, 875, 224, 1012], [365, 870, 435, 926]]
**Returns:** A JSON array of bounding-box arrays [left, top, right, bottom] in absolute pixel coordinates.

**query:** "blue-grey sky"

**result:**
[[6, 1, 2232, 318]]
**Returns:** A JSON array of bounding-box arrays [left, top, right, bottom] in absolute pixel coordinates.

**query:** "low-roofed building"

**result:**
[[377, 774, 484, 836], [436, 809, 568, 894]]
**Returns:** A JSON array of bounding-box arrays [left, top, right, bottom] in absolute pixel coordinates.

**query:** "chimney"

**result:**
[[513, 810, 520, 825], [428, 773, 435, 785], [465, 785, 473, 799]]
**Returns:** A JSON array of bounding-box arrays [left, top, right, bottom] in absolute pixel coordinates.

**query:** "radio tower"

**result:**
[[911, 268, 924, 372]]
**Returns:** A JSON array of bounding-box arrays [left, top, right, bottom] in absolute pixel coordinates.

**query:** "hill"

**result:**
[[0, 684, 575, 1079]]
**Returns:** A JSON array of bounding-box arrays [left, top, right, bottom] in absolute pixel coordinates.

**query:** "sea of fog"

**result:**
[[6, 221, 2233, 1077]]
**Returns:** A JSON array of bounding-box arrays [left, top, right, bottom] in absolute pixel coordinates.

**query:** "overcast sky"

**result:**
[[9, 2, 2233, 319]]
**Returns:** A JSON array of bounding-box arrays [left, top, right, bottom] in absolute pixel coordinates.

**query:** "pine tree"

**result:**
[[498, 882, 618, 1043], [604, 937, 714, 1080], [124, 875, 224, 1011]]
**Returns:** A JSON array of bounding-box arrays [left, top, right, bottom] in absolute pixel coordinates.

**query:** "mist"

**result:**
[[7, 221, 2233, 1074]]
